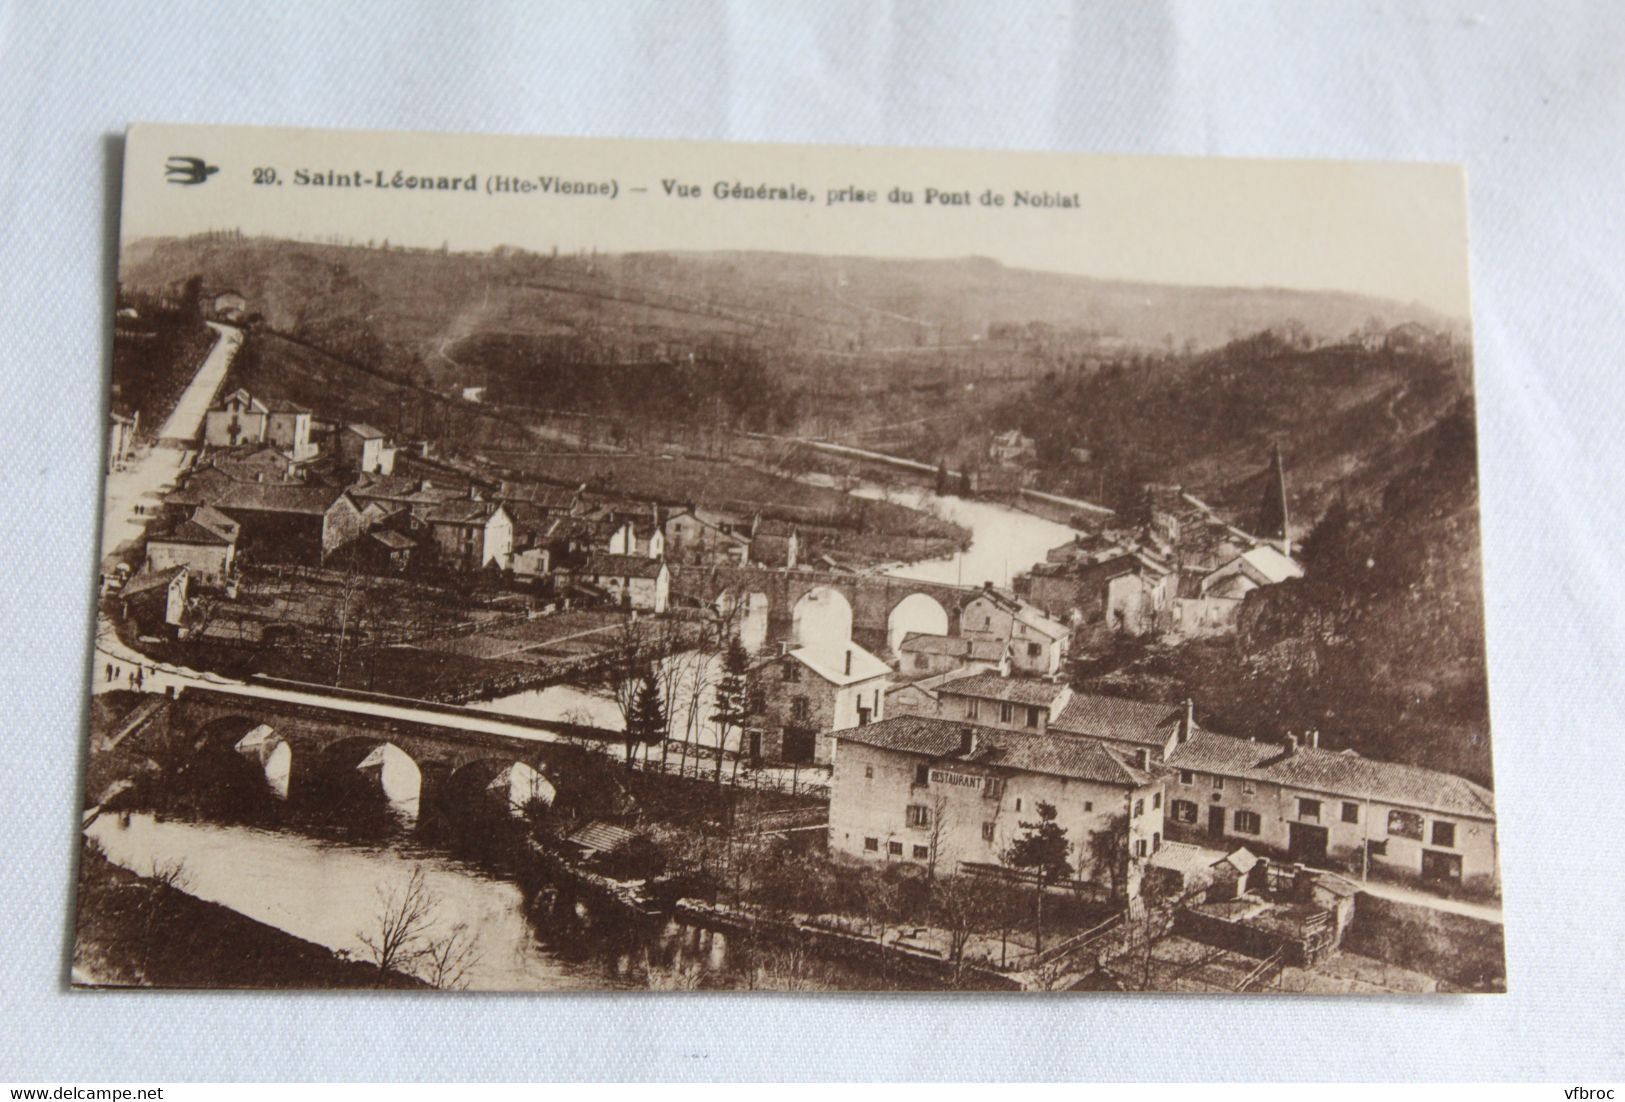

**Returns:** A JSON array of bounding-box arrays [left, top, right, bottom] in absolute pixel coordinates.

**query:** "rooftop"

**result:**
[[150, 519, 234, 547], [426, 500, 501, 526], [121, 564, 186, 597], [898, 633, 1007, 661], [936, 672, 1070, 708], [189, 505, 240, 540], [835, 715, 1153, 787], [1051, 692, 1190, 748], [369, 528, 417, 550], [167, 480, 342, 517], [498, 481, 580, 509], [261, 396, 310, 414], [1236, 544, 1303, 585], [578, 552, 666, 580], [789, 642, 889, 686], [1167, 730, 1495, 820], [344, 422, 386, 440]]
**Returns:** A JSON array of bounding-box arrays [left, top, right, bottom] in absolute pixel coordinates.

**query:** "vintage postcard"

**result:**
[[79, 123, 1501, 992]]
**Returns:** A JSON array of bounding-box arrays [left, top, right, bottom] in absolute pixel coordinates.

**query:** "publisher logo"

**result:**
[[164, 156, 219, 186]]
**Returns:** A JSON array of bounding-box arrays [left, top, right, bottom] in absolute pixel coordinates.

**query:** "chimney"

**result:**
[[959, 727, 977, 756], [778, 640, 792, 657], [256, 472, 265, 483], [1282, 732, 1299, 756], [468, 484, 479, 501], [420, 480, 433, 493], [1135, 747, 1151, 771], [1179, 698, 1195, 744], [1306, 729, 1319, 749], [844, 649, 853, 676]]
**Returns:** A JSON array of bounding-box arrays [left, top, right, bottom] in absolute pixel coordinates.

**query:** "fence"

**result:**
[[1234, 946, 1286, 992], [1025, 910, 1126, 972], [613, 741, 833, 801]]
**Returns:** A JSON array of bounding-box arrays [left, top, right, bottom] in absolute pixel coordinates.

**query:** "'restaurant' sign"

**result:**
[[931, 769, 988, 790]]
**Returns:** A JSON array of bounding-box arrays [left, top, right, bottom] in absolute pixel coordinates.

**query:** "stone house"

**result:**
[[608, 519, 666, 559], [143, 505, 239, 587], [203, 389, 269, 448], [425, 500, 513, 571], [829, 715, 1165, 895], [895, 632, 1007, 680], [337, 423, 395, 475], [662, 507, 752, 565], [934, 671, 1073, 735], [572, 552, 670, 612], [1165, 728, 1498, 893], [119, 565, 189, 634], [1170, 544, 1303, 636], [959, 586, 1070, 675], [262, 397, 316, 461], [164, 481, 363, 565], [751, 642, 889, 764], [108, 409, 138, 472]]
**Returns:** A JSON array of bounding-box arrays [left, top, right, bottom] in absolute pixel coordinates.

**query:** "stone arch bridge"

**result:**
[[167, 685, 626, 825], [667, 564, 979, 654]]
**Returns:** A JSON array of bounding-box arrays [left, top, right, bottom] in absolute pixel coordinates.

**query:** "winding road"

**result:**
[[100, 321, 241, 566]]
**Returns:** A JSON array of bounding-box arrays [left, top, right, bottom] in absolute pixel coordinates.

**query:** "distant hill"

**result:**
[[120, 235, 1456, 363], [120, 232, 1473, 527], [989, 327, 1475, 528]]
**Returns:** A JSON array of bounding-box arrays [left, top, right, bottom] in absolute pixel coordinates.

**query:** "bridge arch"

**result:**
[[306, 736, 424, 822], [443, 756, 557, 819], [791, 585, 853, 651], [232, 722, 292, 800], [715, 589, 770, 653], [183, 714, 288, 813], [886, 592, 951, 655]]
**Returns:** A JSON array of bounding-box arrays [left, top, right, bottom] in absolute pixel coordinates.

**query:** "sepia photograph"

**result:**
[[77, 123, 1501, 994]]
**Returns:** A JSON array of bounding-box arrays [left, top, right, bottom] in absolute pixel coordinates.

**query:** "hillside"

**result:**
[[986, 328, 1475, 528], [1082, 403, 1493, 786]]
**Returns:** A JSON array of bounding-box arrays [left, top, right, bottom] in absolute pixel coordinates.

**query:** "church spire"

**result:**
[[1258, 442, 1290, 555]]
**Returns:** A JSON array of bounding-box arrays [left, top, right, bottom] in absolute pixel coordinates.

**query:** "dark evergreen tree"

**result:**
[[624, 669, 665, 771], [1259, 441, 1290, 549], [1005, 801, 1073, 953], [709, 635, 752, 784]]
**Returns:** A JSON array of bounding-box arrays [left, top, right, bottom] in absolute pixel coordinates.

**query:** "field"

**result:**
[[411, 610, 625, 664]]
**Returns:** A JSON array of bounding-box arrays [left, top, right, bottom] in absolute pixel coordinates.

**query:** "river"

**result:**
[[856, 483, 1077, 589], [89, 486, 1066, 990], [86, 811, 886, 991]]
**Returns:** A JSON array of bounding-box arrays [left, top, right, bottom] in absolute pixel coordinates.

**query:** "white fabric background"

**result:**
[[2, 0, 1622, 1082]]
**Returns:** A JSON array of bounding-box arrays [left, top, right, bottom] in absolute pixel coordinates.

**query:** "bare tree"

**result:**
[[358, 866, 483, 989], [1084, 813, 1131, 905], [932, 872, 1006, 986], [414, 920, 482, 990], [926, 790, 951, 881], [597, 615, 648, 737], [134, 859, 192, 984], [1120, 878, 1206, 992]]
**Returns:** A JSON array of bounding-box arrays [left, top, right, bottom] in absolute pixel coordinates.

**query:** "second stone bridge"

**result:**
[[668, 563, 980, 655]]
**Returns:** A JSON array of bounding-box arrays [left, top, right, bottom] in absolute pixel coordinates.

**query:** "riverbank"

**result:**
[[674, 898, 1021, 991], [73, 841, 422, 989]]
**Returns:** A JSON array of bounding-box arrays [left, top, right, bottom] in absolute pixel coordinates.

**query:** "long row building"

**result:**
[[827, 667, 1497, 899]]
